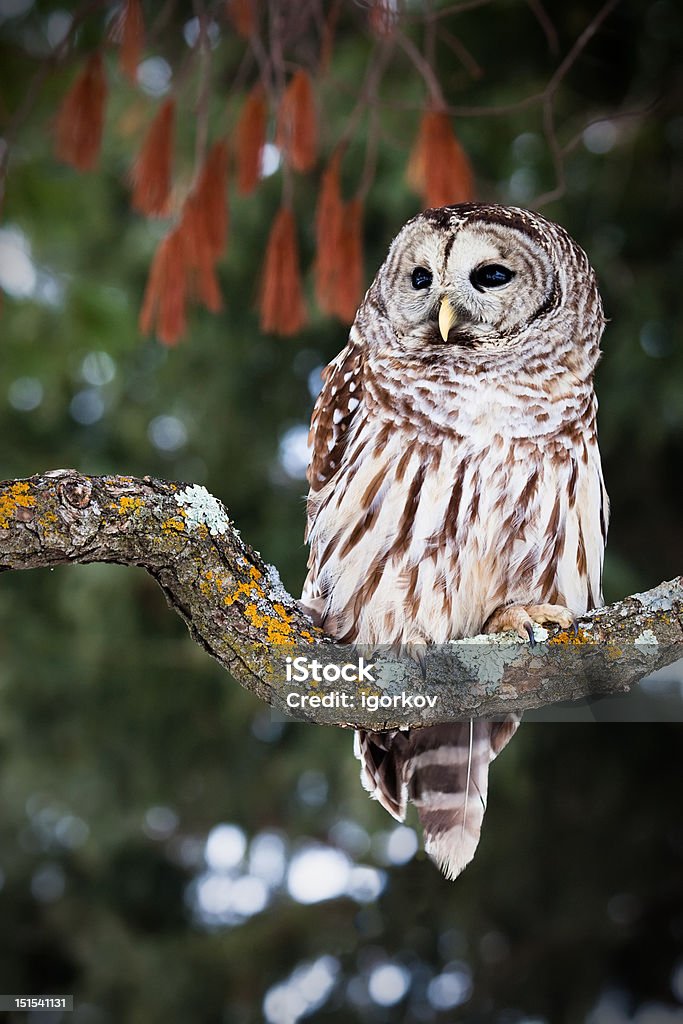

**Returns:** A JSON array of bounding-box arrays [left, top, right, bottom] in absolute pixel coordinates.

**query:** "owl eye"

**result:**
[[470, 264, 515, 291], [411, 266, 433, 290]]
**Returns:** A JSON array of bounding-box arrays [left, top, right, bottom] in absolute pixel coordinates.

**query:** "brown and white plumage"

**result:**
[[302, 203, 608, 880]]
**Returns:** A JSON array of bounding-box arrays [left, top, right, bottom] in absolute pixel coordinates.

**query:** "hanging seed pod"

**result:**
[[236, 85, 266, 195], [130, 98, 175, 216], [116, 0, 145, 81], [139, 228, 188, 345], [192, 140, 229, 258], [276, 70, 317, 173], [407, 110, 474, 208], [179, 195, 222, 313], [314, 149, 345, 313], [331, 197, 363, 325], [54, 53, 107, 171], [260, 207, 307, 336], [226, 0, 257, 38]]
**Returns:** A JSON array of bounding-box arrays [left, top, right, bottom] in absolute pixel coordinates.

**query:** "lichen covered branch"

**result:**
[[1, 471, 681, 729]]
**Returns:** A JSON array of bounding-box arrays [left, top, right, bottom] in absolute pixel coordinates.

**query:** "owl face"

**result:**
[[371, 204, 586, 353]]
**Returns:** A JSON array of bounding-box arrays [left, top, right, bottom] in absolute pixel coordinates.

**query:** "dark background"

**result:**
[[0, 1, 682, 1021]]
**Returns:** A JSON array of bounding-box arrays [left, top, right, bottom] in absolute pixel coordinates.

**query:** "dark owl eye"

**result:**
[[470, 264, 515, 291], [411, 266, 433, 290]]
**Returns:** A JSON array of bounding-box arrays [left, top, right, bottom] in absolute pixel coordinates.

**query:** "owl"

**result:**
[[302, 203, 608, 880]]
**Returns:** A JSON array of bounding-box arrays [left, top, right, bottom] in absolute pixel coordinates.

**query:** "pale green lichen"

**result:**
[[175, 485, 230, 536], [632, 580, 681, 613], [264, 563, 290, 604], [448, 632, 522, 684]]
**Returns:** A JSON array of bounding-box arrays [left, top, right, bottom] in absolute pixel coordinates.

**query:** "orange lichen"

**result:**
[[161, 516, 186, 532], [38, 510, 60, 539], [112, 495, 144, 515], [0, 482, 36, 529], [549, 627, 591, 646], [242, 601, 296, 646], [223, 565, 265, 606], [223, 567, 296, 645]]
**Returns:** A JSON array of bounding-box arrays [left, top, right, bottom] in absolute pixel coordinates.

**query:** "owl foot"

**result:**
[[484, 603, 576, 645], [353, 643, 429, 680]]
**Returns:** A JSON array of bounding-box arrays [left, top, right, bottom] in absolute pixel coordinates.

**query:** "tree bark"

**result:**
[[1, 471, 681, 728]]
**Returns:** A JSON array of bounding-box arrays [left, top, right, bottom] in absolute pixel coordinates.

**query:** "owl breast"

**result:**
[[303, 349, 607, 647]]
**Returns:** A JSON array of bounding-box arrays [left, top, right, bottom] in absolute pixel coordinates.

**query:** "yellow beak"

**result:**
[[438, 296, 457, 342]]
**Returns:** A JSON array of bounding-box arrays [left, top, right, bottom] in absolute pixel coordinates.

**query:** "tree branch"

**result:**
[[1, 471, 681, 729]]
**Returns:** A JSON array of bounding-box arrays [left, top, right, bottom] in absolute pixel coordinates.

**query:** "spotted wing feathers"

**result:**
[[307, 339, 364, 496]]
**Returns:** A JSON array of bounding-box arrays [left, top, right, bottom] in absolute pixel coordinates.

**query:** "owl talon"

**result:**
[[408, 645, 428, 681], [526, 604, 576, 631], [485, 602, 576, 643]]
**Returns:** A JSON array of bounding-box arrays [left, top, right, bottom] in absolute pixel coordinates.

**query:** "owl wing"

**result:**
[[306, 337, 365, 499], [301, 338, 365, 623]]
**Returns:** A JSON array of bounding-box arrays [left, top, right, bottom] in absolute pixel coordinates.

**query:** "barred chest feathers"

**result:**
[[303, 327, 606, 647]]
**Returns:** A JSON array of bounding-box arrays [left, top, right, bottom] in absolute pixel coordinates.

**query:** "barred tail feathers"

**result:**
[[354, 728, 407, 821], [355, 718, 519, 880]]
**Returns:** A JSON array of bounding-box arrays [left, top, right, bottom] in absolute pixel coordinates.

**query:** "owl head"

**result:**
[[363, 203, 603, 361]]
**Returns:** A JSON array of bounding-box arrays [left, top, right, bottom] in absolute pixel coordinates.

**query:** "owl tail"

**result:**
[[354, 718, 519, 880]]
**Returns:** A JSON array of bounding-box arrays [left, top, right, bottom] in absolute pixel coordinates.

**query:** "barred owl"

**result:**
[[302, 203, 608, 880]]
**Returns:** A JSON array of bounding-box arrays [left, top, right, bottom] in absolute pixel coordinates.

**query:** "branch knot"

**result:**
[[58, 475, 93, 510]]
